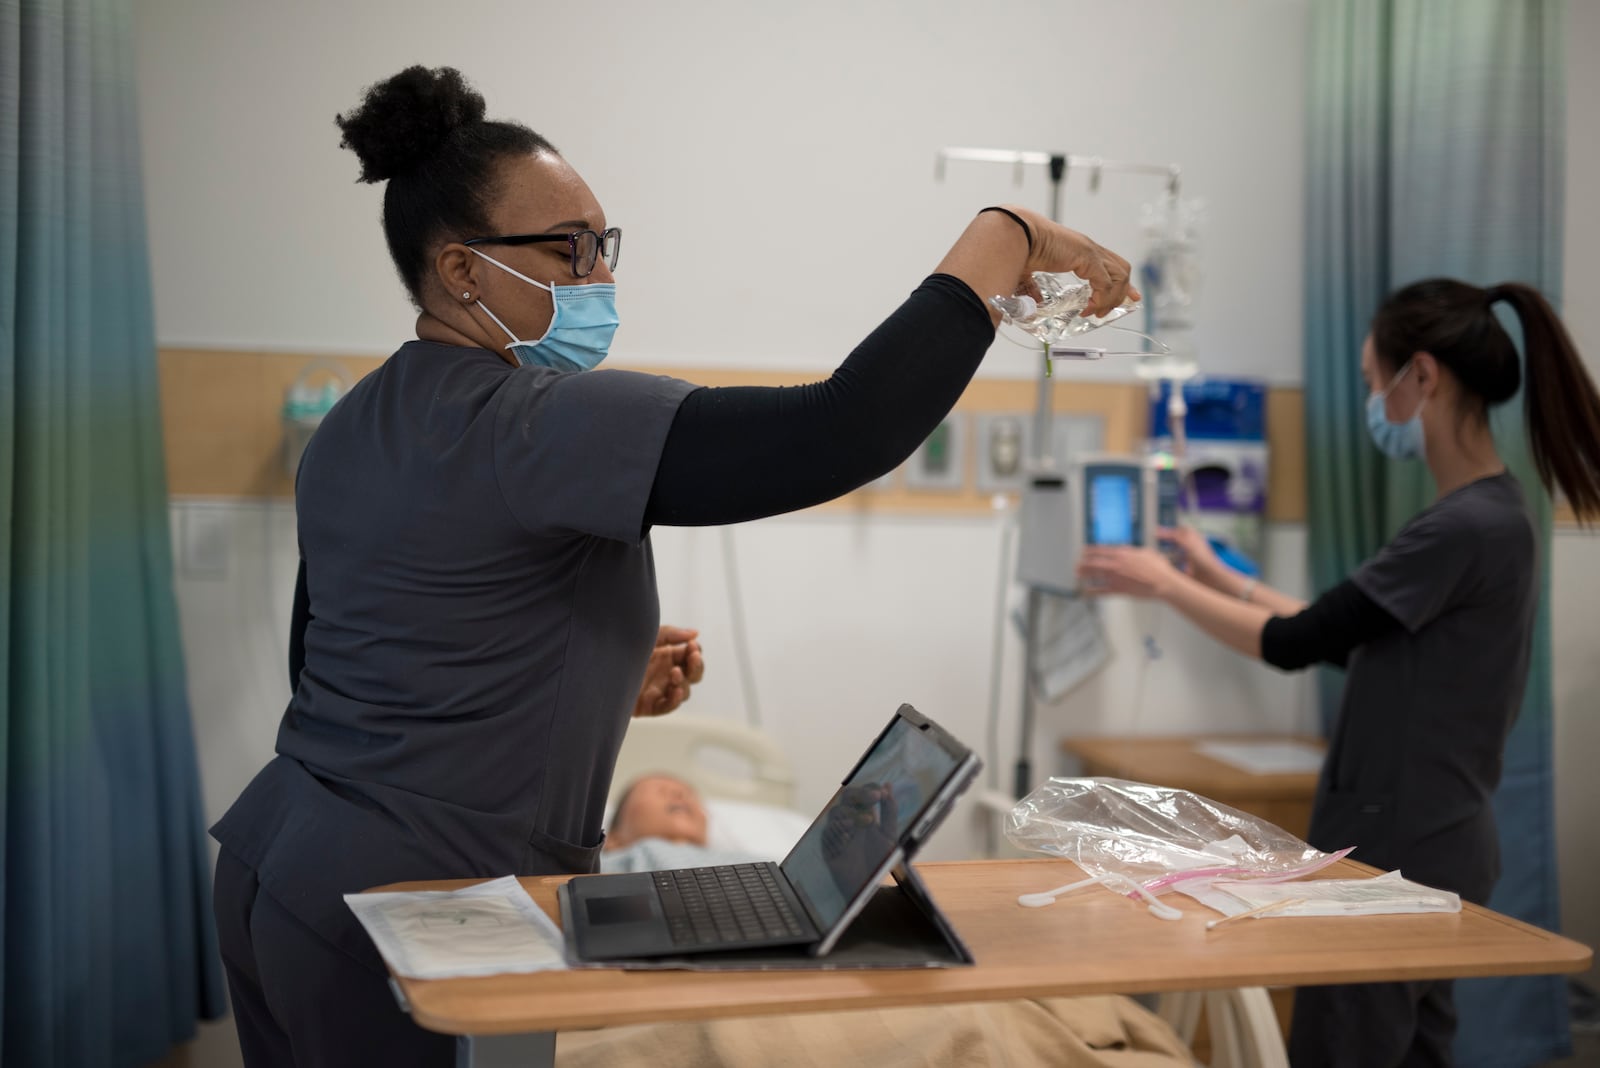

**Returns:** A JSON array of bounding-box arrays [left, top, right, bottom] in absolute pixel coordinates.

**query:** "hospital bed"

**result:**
[[605, 714, 1290, 1068], [610, 713, 795, 811]]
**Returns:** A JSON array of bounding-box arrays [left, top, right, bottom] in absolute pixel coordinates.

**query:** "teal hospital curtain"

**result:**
[[1, 0, 227, 1065], [1307, 1, 1568, 1064]]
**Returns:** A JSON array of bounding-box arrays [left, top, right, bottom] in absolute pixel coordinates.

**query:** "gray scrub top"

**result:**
[[211, 341, 696, 964], [1311, 473, 1537, 902]]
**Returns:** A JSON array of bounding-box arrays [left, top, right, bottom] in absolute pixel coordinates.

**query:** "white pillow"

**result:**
[[704, 798, 812, 862]]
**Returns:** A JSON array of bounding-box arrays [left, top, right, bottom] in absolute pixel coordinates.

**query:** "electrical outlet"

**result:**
[[975, 413, 1107, 492], [179, 504, 232, 578], [975, 413, 1031, 493]]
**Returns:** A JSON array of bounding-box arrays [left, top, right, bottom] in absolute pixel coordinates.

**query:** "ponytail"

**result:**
[[1487, 283, 1600, 521], [1371, 278, 1600, 522]]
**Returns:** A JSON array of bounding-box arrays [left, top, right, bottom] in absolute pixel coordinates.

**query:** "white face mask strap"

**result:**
[[469, 248, 554, 294], [1380, 359, 1415, 400], [1380, 360, 1430, 426], [469, 248, 562, 349], [474, 297, 523, 348]]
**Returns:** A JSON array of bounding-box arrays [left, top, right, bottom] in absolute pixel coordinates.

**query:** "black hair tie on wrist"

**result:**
[[978, 206, 1034, 256]]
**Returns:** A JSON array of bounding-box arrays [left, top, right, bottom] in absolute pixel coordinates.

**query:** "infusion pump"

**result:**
[[1015, 454, 1183, 594]]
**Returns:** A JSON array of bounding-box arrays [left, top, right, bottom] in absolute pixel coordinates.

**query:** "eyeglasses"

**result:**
[[463, 227, 621, 278]]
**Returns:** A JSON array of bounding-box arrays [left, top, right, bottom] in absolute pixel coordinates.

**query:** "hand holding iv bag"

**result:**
[[991, 271, 1142, 344]]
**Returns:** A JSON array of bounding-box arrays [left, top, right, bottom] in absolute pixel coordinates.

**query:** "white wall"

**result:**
[[135, 0, 1309, 385]]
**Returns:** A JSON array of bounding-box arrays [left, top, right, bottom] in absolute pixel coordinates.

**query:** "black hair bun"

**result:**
[[335, 66, 486, 183]]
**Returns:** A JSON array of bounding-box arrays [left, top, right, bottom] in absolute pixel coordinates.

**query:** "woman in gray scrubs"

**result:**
[[1079, 280, 1600, 1066], [209, 66, 1138, 1067]]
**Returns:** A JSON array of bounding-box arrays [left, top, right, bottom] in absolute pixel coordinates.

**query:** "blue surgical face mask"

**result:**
[[1366, 360, 1427, 460], [470, 249, 618, 372]]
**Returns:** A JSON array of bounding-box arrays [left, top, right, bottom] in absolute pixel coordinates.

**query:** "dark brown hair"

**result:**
[[1370, 278, 1600, 521]]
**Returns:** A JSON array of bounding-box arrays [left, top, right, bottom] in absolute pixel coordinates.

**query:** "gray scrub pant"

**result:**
[[213, 848, 456, 1068], [1289, 979, 1456, 1067]]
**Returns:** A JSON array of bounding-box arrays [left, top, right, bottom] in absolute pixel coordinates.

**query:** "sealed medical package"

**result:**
[[345, 875, 568, 980], [1005, 777, 1351, 897]]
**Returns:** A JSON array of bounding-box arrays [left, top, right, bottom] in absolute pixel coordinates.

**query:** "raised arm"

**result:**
[[1078, 545, 1401, 669], [645, 208, 1135, 527]]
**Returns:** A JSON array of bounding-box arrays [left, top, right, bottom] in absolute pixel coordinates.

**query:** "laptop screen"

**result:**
[[778, 714, 964, 934]]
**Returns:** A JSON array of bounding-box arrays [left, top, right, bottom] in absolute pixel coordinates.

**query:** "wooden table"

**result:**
[[374, 858, 1592, 1067], [1062, 734, 1325, 839]]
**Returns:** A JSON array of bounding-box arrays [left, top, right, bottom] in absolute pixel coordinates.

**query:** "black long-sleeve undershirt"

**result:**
[[644, 273, 996, 527], [1260, 578, 1402, 671]]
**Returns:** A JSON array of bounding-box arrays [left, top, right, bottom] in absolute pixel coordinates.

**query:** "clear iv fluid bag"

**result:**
[[991, 271, 1141, 345]]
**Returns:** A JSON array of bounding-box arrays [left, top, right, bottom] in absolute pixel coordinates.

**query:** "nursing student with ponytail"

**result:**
[[1078, 280, 1600, 1067]]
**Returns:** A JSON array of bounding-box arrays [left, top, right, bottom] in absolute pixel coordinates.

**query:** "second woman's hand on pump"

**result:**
[[1079, 525, 1236, 601], [1078, 545, 1182, 600], [1157, 525, 1225, 587], [633, 625, 706, 718]]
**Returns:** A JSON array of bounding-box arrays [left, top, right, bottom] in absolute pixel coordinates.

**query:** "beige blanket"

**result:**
[[556, 995, 1194, 1067]]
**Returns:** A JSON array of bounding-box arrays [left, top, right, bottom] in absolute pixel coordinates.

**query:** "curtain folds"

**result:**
[[1, 0, 226, 1064]]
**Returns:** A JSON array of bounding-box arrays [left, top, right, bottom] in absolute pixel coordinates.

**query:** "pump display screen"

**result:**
[[1088, 471, 1138, 545]]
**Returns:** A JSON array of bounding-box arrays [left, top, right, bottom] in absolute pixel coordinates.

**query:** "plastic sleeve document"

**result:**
[[1179, 870, 1462, 919], [346, 875, 568, 979]]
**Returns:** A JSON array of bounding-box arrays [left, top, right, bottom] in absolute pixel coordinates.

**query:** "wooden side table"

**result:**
[[375, 858, 1591, 1068]]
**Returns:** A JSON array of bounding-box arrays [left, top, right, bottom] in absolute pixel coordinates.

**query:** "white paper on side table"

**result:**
[[1176, 869, 1462, 919], [1194, 740, 1326, 775], [344, 875, 568, 979]]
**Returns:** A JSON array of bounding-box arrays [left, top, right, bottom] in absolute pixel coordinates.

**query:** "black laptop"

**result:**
[[561, 705, 980, 963]]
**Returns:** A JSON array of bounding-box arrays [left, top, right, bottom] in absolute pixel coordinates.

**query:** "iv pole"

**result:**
[[935, 146, 1183, 801]]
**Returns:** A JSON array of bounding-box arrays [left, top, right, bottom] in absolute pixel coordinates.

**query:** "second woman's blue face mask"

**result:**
[[1366, 360, 1427, 461], [470, 249, 619, 373]]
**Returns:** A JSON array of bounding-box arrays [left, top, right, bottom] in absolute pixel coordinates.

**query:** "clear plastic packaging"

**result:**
[[1005, 777, 1351, 896], [991, 271, 1141, 345]]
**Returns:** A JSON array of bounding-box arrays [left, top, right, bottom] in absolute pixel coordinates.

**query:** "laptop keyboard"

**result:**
[[652, 864, 808, 948]]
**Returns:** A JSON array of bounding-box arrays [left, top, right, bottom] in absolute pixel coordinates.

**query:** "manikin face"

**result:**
[[608, 775, 708, 850]]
